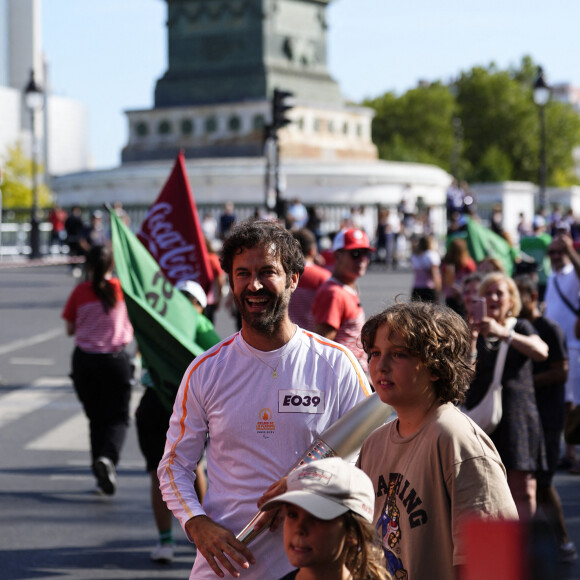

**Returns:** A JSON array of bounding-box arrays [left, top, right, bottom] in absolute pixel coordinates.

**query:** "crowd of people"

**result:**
[[57, 197, 580, 579]]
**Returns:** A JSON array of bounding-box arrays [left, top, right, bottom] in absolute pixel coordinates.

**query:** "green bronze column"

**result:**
[[155, 0, 342, 107]]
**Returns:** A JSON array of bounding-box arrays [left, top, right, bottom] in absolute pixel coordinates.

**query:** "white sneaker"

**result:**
[[94, 457, 116, 496], [150, 543, 174, 563]]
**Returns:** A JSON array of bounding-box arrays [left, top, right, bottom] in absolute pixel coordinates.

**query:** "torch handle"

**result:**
[[236, 394, 391, 546], [236, 439, 335, 544]]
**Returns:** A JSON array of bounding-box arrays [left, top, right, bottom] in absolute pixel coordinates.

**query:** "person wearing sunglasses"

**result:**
[[312, 228, 375, 373]]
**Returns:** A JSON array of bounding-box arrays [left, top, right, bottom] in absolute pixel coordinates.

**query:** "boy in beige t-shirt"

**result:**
[[357, 302, 518, 579]]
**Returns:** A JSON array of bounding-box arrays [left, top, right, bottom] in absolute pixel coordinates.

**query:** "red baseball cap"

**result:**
[[332, 228, 375, 252]]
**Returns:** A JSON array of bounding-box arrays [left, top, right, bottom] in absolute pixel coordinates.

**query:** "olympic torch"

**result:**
[[236, 393, 392, 545]]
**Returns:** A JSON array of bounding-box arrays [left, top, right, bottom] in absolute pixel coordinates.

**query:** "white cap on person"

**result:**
[[175, 280, 207, 309], [261, 457, 374, 523]]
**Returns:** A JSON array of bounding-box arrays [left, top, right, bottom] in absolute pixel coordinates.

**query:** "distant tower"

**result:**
[[0, 0, 89, 176], [122, 0, 377, 162], [155, 0, 342, 106], [0, 0, 42, 92]]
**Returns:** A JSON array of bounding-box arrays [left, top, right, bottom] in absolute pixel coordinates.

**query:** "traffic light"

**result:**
[[272, 89, 294, 130]]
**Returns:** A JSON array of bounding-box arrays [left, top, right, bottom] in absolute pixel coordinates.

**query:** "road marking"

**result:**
[[34, 377, 72, 387], [24, 389, 144, 452], [0, 377, 71, 430], [0, 389, 62, 429], [0, 328, 64, 355], [9, 357, 55, 365], [27, 412, 89, 451]]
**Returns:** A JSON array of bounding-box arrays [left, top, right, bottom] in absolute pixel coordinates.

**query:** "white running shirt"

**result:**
[[158, 327, 371, 579]]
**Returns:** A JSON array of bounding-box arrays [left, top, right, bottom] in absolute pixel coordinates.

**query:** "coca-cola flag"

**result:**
[[138, 151, 213, 292], [110, 209, 220, 412]]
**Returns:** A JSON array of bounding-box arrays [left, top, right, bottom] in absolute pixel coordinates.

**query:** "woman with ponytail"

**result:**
[[62, 244, 134, 495]]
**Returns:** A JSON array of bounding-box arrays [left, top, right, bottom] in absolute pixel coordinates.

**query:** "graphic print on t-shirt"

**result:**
[[377, 477, 406, 577], [256, 407, 275, 439], [376, 473, 428, 579]]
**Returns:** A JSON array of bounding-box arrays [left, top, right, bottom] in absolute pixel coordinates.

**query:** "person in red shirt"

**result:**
[[204, 237, 226, 323], [289, 229, 331, 332], [312, 228, 375, 373], [441, 237, 476, 317], [48, 205, 68, 250], [62, 245, 134, 496]]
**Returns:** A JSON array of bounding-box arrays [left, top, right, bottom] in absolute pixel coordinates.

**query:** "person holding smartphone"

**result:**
[[464, 272, 549, 521], [471, 297, 486, 324]]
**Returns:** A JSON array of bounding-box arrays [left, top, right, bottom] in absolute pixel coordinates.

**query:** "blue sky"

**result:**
[[43, 0, 580, 170]]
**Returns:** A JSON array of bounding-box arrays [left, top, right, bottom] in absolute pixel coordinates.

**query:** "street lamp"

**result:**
[[24, 69, 44, 259], [533, 66, 551, 212]]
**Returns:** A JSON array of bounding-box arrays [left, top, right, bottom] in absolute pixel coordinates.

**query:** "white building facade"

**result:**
[[0, 0, 90, 180]]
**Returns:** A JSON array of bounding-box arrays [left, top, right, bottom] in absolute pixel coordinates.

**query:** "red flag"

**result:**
[[137, 151, 213, 292]]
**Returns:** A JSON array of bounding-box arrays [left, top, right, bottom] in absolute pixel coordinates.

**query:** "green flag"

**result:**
[[464, 218, 515, 276], [109, 209, 220, 410]]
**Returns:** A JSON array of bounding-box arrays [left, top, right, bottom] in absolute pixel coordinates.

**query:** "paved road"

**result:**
[[0, 263, 578, 579]]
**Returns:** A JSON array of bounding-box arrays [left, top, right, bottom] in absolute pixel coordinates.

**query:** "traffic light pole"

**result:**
[[269, 89, 294, 220], [263, 124, 276, 212], [273, 134, 286, 221]]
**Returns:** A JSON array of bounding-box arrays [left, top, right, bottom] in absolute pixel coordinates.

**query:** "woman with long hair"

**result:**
[[62, 244, 134, 495], [261, 458, 390, 580], [441, 237, 476, 316], [464, 272, 548, 520]]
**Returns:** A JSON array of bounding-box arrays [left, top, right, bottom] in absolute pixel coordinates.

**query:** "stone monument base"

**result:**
[[51, 156, 451, 237], [122, 99, 377, 163]]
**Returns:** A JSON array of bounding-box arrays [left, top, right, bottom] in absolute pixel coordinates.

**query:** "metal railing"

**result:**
[[1, 203, 383, 257], [0, 222, 56, 258]]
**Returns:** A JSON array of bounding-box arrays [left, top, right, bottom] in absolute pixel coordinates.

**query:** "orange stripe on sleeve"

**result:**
[[302, 330, 371, 397], [163, 334, 238, 514]]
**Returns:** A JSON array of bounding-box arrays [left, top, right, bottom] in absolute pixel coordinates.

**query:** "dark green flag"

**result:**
[[109, 209, 220, 410], [464, 218, 515, 276]]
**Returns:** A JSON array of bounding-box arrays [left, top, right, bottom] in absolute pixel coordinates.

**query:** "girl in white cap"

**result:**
[[261, 457, 390, 580]]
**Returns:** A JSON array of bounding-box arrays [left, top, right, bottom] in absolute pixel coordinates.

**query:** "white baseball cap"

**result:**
[[532, 215, 546, 229], [175, 280, 207, 309], [261, 457, 374, 523]]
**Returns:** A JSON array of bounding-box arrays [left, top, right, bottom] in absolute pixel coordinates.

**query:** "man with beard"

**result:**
[[158, 219, 371, 580]]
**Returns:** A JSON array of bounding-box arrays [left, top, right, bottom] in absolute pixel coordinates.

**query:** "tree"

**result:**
[[454, 60, 580, 186], [365, 56, 580, 186], [365, 82, 456, 170], [0, 142, 53, 212]]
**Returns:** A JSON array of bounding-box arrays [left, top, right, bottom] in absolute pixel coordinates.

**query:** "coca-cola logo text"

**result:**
[[140, 202, 200, 283]]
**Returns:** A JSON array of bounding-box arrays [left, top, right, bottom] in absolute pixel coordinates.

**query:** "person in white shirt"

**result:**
[[544, 234, 580, 472], [158, 219, 371, 579]]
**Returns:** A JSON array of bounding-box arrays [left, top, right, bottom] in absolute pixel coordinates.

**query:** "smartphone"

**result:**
[[472, 298, 486, 323]]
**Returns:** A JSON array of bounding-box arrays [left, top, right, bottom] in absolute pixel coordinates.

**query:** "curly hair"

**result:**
[[361, 301, 474, 405], [219, 219, 304, 283]]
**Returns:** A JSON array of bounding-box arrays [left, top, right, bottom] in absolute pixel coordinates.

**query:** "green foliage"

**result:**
[[365, 56, 580, 186], [0, 142, 53, 209], [365, 82, 456, 171], [470, 145, 512, 182], [455, 64, 538, 183], [545, 101, 580, 186]]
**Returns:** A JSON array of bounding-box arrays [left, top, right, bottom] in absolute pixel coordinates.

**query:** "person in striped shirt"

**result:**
[[62, 244, 134, 496]]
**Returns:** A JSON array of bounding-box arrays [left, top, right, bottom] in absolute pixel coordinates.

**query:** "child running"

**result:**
[[261, 457, 390, 580]]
